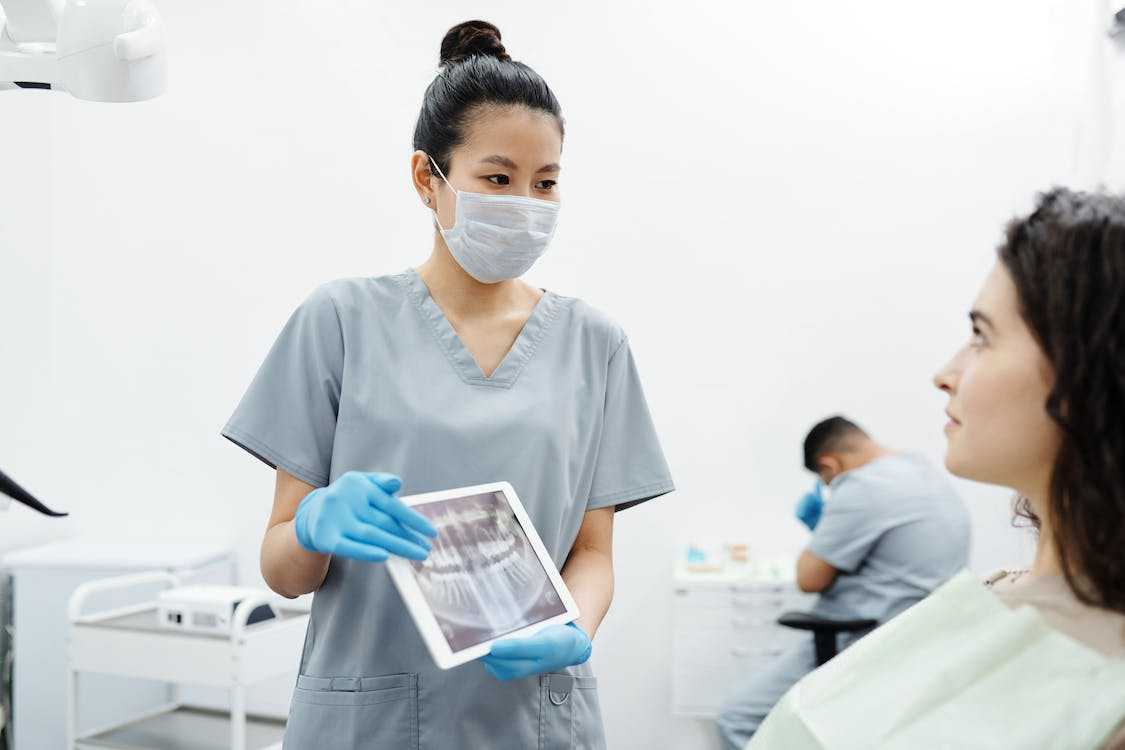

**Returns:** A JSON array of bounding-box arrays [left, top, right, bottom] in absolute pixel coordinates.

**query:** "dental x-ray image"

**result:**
[[408, 490, 566, 652]]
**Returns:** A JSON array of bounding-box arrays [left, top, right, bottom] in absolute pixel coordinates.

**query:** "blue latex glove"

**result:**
[[795, 481, 825, 531], [293, 471, 437, 562], [479, 622, 592, 682]]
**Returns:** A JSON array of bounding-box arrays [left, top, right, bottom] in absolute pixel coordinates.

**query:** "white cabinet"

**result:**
[[4, 540, 234, 750], [671, 568, 815, 718]]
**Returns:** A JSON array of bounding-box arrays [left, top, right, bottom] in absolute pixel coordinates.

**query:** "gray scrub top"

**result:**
[[223, 271, 674, 750], [807, 453, 970, 624]]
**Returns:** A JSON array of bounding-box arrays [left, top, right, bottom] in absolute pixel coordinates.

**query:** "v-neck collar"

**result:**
[[394, 269, 562, 389]]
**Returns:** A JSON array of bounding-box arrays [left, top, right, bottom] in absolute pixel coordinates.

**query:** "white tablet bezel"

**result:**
[[385, 481, 581, 670]]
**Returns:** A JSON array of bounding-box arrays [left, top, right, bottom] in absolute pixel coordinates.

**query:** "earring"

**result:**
[[423, 196, 431, 205]]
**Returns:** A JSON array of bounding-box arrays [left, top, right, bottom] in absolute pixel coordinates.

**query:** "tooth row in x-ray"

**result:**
[[414, 493, 548, 630]]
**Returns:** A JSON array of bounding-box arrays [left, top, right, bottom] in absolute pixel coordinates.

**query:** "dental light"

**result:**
[[0, 0, 166, 102]]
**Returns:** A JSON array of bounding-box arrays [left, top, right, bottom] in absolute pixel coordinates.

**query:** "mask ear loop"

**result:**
[[427, 156, 457, 232], [428, 156, 457, 194]]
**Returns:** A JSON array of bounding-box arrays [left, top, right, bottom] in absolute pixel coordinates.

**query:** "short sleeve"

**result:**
[[806, 479, 890, 573], [587, 338, 674, 511], [221, 286, 344, 488]]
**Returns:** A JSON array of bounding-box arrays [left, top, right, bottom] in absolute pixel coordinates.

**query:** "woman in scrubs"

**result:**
[[223, 20, 673, 750]]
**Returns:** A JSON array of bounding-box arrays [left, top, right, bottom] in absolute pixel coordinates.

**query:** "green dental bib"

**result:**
[[749, 569, 1125, 750]]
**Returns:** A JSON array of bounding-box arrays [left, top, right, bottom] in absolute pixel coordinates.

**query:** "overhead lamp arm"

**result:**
[[0, 468, 68, 517]]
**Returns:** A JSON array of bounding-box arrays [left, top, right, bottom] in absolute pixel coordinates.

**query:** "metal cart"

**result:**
[[67, 571, 308, 750]]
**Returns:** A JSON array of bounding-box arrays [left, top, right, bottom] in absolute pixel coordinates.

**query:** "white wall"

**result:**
[[1, 1, 1122, 748]]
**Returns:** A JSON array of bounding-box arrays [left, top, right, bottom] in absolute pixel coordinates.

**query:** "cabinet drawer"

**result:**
[[675, 604, 800, 630], [671, 577, 816, 717], [729, 592, 789, 609], [729, 613, 785, 629], [674, 628, 797, 673], [672, 587, 732, 608], [674, 605, 734, 630], [671, 672, 731, 717]]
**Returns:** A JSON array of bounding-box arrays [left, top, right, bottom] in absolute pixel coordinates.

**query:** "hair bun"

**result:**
[[440, 20, 511, 66]]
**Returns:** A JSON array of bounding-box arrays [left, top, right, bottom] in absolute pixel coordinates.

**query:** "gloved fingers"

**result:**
[[796, 492, 820, 514], [362, 480, 438, 539], [328, 537, 391, 563], [566, 623, 593, 663], [795, 494, 820, 530], [564, 621, 592, 643], [487, 636, 555, 660], [365, 472, 403, 494], [545, 623, 585, 646], [490, 625, 579, 659], [480, 655, 542, 682], [482, 660, 504, 681], [343, 521, 431, 561], [397, 524, 437, 549], [360, 507, 437, 550], [482, 660, 522, 682]]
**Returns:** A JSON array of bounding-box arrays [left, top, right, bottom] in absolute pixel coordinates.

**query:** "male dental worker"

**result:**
[[716, 416, 970, 750]]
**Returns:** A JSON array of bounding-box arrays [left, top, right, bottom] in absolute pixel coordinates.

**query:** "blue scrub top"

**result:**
[[808, 453, 970, 624], [223, 271, 674, 750]]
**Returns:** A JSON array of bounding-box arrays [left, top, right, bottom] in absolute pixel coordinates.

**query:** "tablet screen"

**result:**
[[406, 490, 567, 652]]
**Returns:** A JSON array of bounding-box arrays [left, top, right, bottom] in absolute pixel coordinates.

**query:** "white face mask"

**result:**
[[430, 157, 560, 284]]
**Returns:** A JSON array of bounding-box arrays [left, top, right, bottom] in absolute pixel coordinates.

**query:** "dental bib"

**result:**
[[749, 569, 1125, 750]]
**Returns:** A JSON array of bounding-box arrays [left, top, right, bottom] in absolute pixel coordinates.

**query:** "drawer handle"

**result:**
[[732, 597, 786, 608], [731, 645, 788, 658], [731, 617, 771, 627]]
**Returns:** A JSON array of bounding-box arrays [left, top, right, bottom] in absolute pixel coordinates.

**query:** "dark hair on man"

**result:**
[[803, 417, 868, 472], [999, 187, 1125, 614], [413, 20, 564, 178]]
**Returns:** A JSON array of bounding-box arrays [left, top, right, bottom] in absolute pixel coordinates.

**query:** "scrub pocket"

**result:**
[[538, 673, 605, 750], [284, 673, 418, 750]]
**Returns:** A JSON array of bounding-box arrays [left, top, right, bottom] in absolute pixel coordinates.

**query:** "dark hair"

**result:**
[[803, 416, 868, 472], [998, 187, 1125, 614], [413, 20, 564, 178]]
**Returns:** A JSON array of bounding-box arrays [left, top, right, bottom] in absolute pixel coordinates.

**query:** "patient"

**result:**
[[749, 187, 1125, 748]]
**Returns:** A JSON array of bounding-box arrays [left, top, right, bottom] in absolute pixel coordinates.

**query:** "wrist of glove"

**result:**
[[293, 471, 436, 562], [479, 622, 592, 682]]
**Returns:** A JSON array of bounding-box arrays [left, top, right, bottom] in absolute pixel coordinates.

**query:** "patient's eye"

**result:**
[[970, 326, 987, 349]]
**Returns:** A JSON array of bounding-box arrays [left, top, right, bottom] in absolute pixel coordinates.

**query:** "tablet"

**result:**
[[386, 481, 581, 669]]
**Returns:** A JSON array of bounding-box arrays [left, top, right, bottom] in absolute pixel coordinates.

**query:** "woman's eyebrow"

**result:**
[[478, 154, 518, 169], [476, 155, 560, 174], [970, 310, 996, 330]]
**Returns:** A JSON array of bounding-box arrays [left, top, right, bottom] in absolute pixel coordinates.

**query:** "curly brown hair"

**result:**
[[998, 187, 1125, 613]]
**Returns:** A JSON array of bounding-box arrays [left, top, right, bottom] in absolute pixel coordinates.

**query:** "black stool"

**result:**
[[777, 612, 877, 666]]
